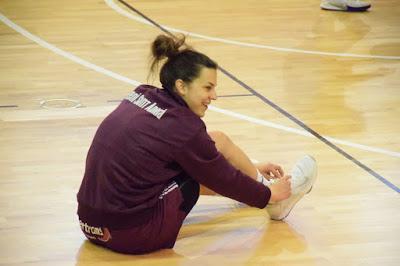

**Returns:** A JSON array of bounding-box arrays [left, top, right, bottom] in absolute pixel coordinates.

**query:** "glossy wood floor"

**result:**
[[0, 0, 399, 265]]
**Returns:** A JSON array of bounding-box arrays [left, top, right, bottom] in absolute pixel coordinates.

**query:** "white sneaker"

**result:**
[[320, 0, 371, 11], [266, 155, 317, 221]]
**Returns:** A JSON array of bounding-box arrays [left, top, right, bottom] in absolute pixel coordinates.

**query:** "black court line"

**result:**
[[217, 94, 253, 98], [0, 105, 18, 108], [108, 94, 253, 103], [116, 0, 400, 194]]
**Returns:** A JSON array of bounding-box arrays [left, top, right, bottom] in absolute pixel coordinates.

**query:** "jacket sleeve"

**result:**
[[174, 130, 271, 209]]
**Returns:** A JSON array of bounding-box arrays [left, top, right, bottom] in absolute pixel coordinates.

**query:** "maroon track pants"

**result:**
[[79, 178, 199, 254]]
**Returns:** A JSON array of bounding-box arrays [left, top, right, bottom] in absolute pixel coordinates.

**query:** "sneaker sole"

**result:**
[[270, 190, 307, 220], [268, 157, 317, 220], [320, 3, 371, 12], [270, 182, 315, 221]]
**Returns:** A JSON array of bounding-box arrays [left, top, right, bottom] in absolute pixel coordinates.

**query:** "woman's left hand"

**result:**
[[256, 163, 285, 180]]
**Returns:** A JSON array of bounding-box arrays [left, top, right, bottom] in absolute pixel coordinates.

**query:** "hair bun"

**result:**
[[151, 34, 185, 60]]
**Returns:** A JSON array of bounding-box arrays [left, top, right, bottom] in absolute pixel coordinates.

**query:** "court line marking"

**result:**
[[40, 98, 82, 109], [118, 0, 400, 193], [0, 105, 18, 108], [0, 14, 140, 87], [105, 0, 400, 60], [0, 12, 399, 160], [106, 0, 400, 194], [209, 106, 400, 158]]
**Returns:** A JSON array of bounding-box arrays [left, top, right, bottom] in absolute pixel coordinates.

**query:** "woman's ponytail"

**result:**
[[149, 35, 185, 76]]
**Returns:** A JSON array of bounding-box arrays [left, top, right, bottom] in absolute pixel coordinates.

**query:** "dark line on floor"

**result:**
[[116, 0, 399, 194], [0, 105, 18, 108], [107, 93, 254, 103]]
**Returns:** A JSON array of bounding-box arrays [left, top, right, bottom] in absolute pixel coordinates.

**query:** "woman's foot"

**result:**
[[266, 155, 317, 221], [320, 0, 371, 12]]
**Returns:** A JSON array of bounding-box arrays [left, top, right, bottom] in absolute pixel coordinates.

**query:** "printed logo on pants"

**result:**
[[79, 220, 111, 242]]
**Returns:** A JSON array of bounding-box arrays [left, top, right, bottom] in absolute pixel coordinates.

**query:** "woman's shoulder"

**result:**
[[166, 106, 205, 131]]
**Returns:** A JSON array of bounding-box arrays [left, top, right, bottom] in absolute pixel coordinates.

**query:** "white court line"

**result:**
[[208, 106, 400, 158], [105, 0, 400, 60], [1, 12, 399, 159], [0, 14, 140, 87]]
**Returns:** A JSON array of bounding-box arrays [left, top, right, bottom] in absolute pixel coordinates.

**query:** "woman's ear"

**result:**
[[174, 79, 186, 96]]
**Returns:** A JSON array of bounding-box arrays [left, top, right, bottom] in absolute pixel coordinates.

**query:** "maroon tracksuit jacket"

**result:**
[[77, 85, 271, 229]]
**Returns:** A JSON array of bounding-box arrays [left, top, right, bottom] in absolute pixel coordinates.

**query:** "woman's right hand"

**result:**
[[269, 175, 292, 202]]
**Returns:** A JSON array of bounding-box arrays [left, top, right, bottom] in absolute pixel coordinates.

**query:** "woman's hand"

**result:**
[[269, 175, 292, 202], [256, 162, 285, 180]]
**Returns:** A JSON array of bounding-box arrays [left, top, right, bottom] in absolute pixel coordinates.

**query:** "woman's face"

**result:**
[[175, 67, 217, 117]]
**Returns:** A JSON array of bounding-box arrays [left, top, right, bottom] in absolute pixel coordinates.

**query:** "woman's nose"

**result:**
[[210, 89, 217, 100]]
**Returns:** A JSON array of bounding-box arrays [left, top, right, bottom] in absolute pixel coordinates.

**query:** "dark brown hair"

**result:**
[[149, 34, 217, 91]]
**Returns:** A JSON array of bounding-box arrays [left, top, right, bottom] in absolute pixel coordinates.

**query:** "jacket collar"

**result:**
[[163, 86, 188, 107]]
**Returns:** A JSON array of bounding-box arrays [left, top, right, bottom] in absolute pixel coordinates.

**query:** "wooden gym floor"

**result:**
[[0, 0, 399, 265]]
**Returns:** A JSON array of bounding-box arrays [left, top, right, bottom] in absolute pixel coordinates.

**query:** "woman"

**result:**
[[77, 34, 317, 254]]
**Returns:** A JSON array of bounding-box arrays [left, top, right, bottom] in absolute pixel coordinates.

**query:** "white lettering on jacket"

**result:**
[[125, 91, 167, 119], [79, 220, 104, 236]]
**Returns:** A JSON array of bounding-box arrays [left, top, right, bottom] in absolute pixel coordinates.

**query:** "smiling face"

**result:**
[[175, 67, 217, 117]]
